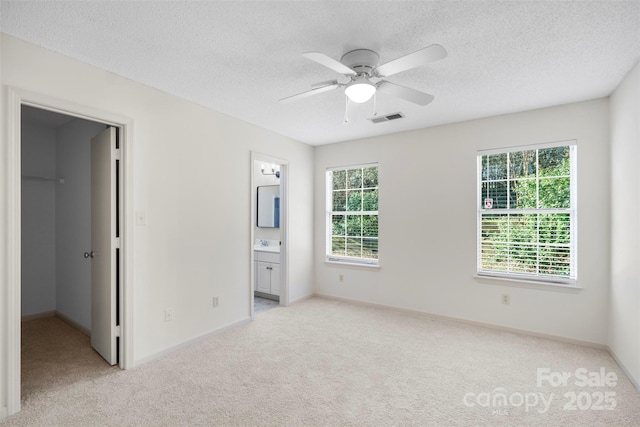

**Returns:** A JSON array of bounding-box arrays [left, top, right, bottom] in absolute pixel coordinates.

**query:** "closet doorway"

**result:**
[[20, 105, 123, 400]]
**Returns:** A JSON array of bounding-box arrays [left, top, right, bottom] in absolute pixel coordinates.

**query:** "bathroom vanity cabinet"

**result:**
[[254, 251, 280, 297]]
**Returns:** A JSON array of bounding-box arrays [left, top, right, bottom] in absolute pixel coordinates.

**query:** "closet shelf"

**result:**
[[22, 175, 65, 184]]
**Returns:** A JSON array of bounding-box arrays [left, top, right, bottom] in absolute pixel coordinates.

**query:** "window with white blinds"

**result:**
[[477, 142, 577, 284], [326, 164, 379, 265]]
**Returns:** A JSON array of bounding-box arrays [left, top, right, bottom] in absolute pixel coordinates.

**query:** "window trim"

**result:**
[[473, 273, 582, 292], [326, 163, 379, 267], [476, 140, 577, 286]]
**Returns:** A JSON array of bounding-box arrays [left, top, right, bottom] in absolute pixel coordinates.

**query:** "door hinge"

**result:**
[[115, 149, 121, 160], [115, 325, 121, 338], [115, 237, 121, 249]]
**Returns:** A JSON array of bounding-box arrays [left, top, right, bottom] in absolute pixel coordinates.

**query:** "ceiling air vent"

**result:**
[[369, 112, 405, 124]]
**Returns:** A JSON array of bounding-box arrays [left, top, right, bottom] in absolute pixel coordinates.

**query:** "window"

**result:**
[[326, 164, 379, 265], [477, 142, 576, 284]]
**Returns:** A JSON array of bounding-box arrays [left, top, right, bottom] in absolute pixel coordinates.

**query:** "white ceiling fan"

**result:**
[[279, 44, 448, 114]]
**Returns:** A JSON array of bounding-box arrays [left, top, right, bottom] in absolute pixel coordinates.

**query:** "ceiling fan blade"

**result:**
[[375, 44, 447, 77], [302, 52, 357, 76], [312, 79, 339, 89], [377, 81, 435, 106], [279, 83, 340, 103]]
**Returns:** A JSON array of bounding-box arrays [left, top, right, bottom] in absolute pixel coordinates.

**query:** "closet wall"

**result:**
[[21, 120, 57, 315], [55, 119, 105, 329], [21, 108, 104, 331]]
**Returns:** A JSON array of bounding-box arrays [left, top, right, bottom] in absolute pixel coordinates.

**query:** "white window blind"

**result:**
[[477, 142, 577, 284], [326, 164, 379, 265]]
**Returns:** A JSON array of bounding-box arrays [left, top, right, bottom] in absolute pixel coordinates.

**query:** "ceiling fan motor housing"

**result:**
[[341, 49, 380, 76], [280, 44, 444, 107]]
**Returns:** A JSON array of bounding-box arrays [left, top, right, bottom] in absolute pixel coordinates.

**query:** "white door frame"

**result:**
[[3, 87, 135, 416], [250, 152, 289, 319]]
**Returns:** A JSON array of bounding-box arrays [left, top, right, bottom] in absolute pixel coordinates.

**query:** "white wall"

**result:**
[[55, 119, 106, 330], [21, 122, 57, 316], [315, 98, 611, 345], [0, 32, 315, 410], [609, 60, 640, 386]]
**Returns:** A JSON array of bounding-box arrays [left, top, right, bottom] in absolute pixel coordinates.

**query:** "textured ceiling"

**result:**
[[2, 1, 639, 146]]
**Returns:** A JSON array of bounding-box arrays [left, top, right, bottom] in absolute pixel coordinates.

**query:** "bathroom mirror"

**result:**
[[257, 185, 280, 228]]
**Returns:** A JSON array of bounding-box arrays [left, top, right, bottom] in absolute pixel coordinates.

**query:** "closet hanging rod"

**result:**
[[21, 175, 65, 184]]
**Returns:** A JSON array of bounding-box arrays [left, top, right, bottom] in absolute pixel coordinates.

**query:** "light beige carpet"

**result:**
[[19, 315, 119, 408], [3, 297, 640, 426]]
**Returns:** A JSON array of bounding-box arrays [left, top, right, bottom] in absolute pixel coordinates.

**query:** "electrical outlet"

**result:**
[[165, 308, 174, 321], [212, 296, 219, 308], [501, 294, 511, 305], [339, 274, 344, 282]]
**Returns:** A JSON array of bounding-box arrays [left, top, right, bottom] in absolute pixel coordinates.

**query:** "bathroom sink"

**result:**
[[254, 245, 279, 253], [254, 241, 280, 253]]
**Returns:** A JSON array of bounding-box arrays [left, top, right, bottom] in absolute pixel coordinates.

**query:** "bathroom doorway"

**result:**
[[250, 152, 288, 319]]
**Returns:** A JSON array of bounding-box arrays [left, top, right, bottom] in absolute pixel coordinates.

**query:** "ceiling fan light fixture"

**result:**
[[345, 76, 376, 103]]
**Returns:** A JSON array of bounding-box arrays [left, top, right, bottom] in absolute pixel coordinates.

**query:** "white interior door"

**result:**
[[90, 127, 118, 365]]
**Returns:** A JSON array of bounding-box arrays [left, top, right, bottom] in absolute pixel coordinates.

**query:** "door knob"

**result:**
[[83, 251, 95, 259]]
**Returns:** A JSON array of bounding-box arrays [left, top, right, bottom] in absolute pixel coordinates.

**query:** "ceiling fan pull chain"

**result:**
[[373, 92, 378, 116], [344, 95, 349, 124]]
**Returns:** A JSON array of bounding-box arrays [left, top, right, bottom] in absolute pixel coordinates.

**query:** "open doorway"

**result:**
[[20, 105, 123, 401], [5, 88, 133, 417], [250, 153, 289, 319]]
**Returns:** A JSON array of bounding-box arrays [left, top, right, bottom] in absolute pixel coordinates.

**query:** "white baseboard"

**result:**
[[134, 317, 251, 367], [21, 310, 91, 336], [54, 311, 90, 337], [288, 293, 314, 306], [21, 310, 56, 322], [314, 293, 607, 350], [607, 346, 640, 392], [1, 405, 8, 421]]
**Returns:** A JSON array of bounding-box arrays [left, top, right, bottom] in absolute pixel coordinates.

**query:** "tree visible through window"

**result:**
[[327, 164, 378, 265], [478, 144, 576, 283]]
